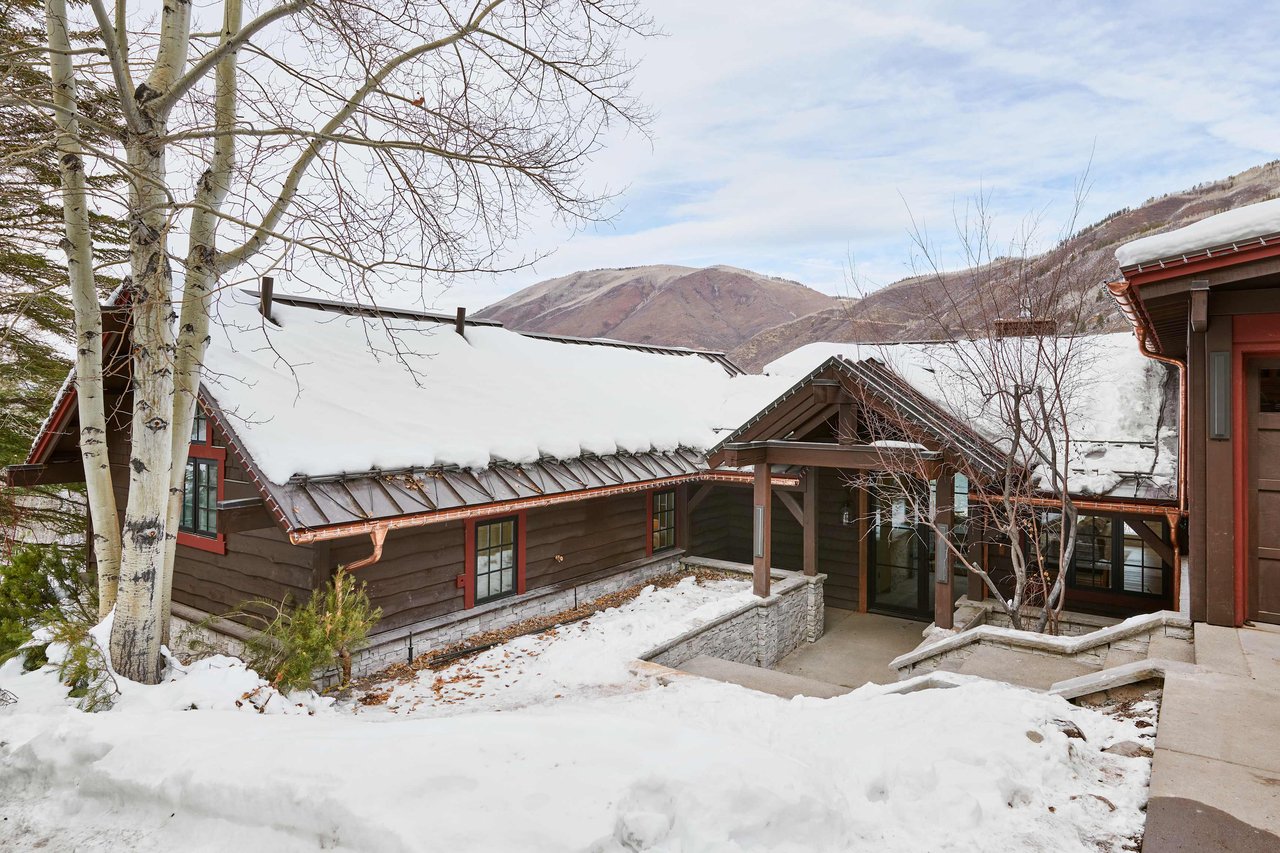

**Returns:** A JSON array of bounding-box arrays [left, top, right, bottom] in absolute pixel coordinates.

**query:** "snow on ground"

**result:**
[[357, 575, 757, 717], [0, 579, 1154, 853]]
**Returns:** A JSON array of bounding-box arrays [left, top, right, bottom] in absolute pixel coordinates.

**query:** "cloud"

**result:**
[[431, 0, 1280, 310]]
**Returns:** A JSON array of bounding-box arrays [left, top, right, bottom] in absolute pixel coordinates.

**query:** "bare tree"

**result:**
[[24, 0, 651, 681], [847, 183, 1111, 633]]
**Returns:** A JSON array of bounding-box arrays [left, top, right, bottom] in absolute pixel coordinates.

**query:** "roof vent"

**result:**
[[455, 306, 466, 337]]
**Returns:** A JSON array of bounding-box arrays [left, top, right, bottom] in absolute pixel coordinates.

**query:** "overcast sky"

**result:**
[[442, 1, 1280, 309]]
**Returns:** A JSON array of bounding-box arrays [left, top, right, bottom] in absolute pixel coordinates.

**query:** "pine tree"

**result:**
[[0, 0, 125, 548]]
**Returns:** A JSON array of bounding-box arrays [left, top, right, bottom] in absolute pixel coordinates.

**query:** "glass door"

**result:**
[[868, 479, 933, 619]]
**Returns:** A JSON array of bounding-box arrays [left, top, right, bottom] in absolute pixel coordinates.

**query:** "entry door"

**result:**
[[868, 480, 933, 619], [1249, 359, 1280, 624]]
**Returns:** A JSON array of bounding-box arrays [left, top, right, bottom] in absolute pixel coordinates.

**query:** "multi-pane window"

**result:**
[[476, 517, 517, 603], [181, 457, 219, 538], [651, 490, 677, 552], [1121, 521, 1164, 595], [190, 409, 208, 443], [1072, 516, 1114, 590]]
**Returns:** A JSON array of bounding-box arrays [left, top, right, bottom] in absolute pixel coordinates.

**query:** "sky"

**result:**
[[441, 0, 1280, 310]]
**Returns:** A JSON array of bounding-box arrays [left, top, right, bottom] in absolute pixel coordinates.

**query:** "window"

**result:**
[[651, 489, 677, 553], [1072, 516, 1114, 590], [475, 517, 517, 604], [190, 408, 208, 442], [177, 403, 226, 554], [1261, 367, 1280, 413], [180, 458, 219, 538], [1041, 512, 1169, 599], [1122, 521, 1164, 595]]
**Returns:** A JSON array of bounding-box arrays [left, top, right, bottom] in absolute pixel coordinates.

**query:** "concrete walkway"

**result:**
[[1144, 623, 1280, 852], [774, 608, 924, 688]]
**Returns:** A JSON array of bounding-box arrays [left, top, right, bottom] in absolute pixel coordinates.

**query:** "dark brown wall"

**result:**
[[817, 468, 861, 610], [686, 484, 803, 571]]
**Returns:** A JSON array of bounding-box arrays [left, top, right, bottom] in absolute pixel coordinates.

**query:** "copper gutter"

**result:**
[[1105, 278, 1189, 520], [287, 469, 800, 545], [344, 525, 388, 571], [969, 491, 1175, 517]]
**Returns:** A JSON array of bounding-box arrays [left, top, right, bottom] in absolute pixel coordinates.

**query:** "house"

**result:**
[[7, 286, 797, 670], [1110, 196, 1280, 627], [699, 334, 1181, 627]]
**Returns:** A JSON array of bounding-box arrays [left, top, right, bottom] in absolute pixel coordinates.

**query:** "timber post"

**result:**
[[753, 463, 772, 597], [802, 466, 817, 576], [934, 467, 955, 629]]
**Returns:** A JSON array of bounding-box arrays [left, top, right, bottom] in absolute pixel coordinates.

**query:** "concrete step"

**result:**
[[1050, 658, 1197, 700], [1194, 624, 1250, 676], [1148, 632, 1196, 664], [678, 655, 851, 699], [953, 646, 1096, 691]]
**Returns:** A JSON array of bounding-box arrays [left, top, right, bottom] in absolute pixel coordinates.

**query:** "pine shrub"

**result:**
[[0, 544, 94, 665]]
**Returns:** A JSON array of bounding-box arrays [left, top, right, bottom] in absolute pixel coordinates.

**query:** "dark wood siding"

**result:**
[[174, 527, 314, 616], [330, 521, 464, 634], [817, 468, 861, 610], [525, 492, 648, 588]]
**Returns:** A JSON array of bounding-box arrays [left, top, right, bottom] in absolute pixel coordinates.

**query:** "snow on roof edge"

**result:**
[[1115, 197, 1280, 268]]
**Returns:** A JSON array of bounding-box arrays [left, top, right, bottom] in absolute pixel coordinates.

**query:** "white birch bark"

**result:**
[[108, 0, 192, 683], [44, 0, 122, 616]]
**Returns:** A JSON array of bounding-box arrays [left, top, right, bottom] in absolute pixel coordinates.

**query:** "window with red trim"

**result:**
[[648, 489, 677, 555], [462, 512, 527, 608], [177, 408, 227, 555]]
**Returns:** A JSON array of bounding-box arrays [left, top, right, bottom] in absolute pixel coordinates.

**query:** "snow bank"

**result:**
[[1116, 196, 1280, 268], [203, 290, 790, 483], [0, 581, 1153, 852], [764, 333, 1176, 496]]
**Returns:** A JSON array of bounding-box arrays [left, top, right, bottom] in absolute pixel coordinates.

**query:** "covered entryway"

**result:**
[[1248, 358, 1280, 624]]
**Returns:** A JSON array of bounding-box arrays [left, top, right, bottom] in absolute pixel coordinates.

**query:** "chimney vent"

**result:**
[[259, 276, 275, 322], [455, 306, 466, 337]]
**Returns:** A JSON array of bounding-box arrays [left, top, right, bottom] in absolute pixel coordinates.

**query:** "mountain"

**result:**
[[481, 162, 1280, 371], [475, 264, 837, 353], [728, 161, 1280, 370]]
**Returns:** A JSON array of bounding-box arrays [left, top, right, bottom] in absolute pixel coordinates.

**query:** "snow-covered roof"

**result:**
[[1115, 196, 1280, 269], [204, 290, 790, 485], [763, 334, 1177, 499]]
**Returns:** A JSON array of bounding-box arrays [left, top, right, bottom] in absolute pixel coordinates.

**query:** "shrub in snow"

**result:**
[[191, 567, 380, 692], [0, 544, 93, 668]]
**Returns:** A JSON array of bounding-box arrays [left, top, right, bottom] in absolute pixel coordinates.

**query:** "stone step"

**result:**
[[1148, 632, 1196, 664], [1102, 647, 1146, 669], [678, 655, 851, 699], [1194, 624, 1251, 676], [953, 645, 1096, 691], [1049, 658, 1197, 700]]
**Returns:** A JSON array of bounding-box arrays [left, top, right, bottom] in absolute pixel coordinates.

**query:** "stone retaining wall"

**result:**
[[642, 558, 825, 669], [892, 607, 1194, 680]]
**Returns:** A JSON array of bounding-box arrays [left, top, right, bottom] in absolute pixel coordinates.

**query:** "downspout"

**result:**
[[344, 525, 388, 572]]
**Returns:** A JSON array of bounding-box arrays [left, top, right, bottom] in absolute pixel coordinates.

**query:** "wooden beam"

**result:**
[[1, 461, 85, 486], [837, 402, 855, 445], [934, 468, 955, 629], [1121, 514, 1175, 568], [788, 406, 838, 442], [776, 489, 804, 525], [216, 498, 277, 535], [721, 440, 941, 472], [687, 483, 714, 514], [753, 464, 772, 597], [803, 468, 817, 577]]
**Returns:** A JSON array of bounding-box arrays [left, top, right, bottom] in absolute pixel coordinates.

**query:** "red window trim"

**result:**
[[177, 411, 227, 555], [646, 487, 679, 557], [460, 511, 527, 609]]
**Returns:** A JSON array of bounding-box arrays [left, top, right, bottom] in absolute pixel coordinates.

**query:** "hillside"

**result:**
[[476, 264, 836, 353], [482, 162, 1280, 371]]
